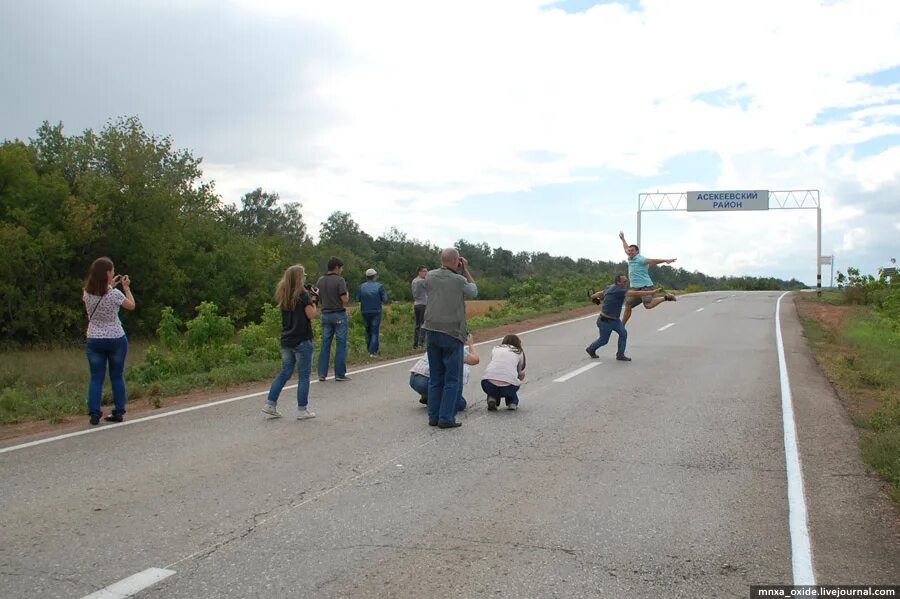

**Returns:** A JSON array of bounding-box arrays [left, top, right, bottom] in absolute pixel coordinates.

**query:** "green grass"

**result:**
[[798, 296, 900, 501]]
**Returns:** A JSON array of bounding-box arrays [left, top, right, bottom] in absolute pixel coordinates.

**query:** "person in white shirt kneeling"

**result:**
[[480, 334, 526, 411]]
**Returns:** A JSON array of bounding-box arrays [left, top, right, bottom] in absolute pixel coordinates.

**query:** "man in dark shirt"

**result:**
[[316, 256, 351, 381], [585, 273, 660, 361]]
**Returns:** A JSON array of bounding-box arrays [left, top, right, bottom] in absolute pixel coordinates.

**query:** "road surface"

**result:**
[[1, 291, 897, 598]]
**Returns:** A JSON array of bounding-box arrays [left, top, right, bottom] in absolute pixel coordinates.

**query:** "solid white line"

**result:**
[[0, 311, 599, 455], [657, 323, 675, 331], [81, 567, 175, 599], [553, 362, 600, 382], [695, 308, 705, 312], [775, 292, 816, 585]]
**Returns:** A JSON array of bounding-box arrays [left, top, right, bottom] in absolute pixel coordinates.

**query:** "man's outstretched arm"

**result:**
[[646, 257, 677, 266]]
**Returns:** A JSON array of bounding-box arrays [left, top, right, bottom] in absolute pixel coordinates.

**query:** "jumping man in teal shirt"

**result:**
[[618, 231, 678, 326]]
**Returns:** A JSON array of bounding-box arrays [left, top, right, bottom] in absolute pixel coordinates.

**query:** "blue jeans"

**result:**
[[425, 330, 465, 424], [317, 311, 348, 378], [86, 336, 128, 417], [268, 340, 313, 408], [481, 379, 520, 406], [587, 316, 627, 357], [362, 312, 382, 354], [410, 372, 466, 410]]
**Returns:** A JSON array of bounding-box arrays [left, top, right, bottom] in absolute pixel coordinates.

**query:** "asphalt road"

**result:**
[[1, 291, 897, 598]]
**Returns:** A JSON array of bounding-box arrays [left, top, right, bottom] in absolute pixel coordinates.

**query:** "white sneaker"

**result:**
[[296, 409, 316, 420], [261, 404, 282, 418], [507, 403, 518, 411]]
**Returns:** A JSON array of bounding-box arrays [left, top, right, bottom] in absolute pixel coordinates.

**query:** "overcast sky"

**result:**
[[3, 0, 899, 284]]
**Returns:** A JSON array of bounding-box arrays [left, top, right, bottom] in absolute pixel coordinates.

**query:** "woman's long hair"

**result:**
[[500, 334, 526, 369], [84, 257, 114, 296], [274, 264, 306, 310]]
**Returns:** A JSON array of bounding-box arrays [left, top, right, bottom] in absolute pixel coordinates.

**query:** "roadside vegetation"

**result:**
[[796, 267, 900, 502]]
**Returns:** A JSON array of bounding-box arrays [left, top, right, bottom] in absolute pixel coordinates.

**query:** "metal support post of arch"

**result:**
[[636, 190, 822, 295]]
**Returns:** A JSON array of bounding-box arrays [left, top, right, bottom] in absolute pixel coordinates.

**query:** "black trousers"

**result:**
[[413, 304, 426, 347]]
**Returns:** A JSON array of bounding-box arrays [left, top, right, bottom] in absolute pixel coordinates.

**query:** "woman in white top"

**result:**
[[410, 334, 479, 410], [83, 257, 135, 425], [480, 334, 526, 411]]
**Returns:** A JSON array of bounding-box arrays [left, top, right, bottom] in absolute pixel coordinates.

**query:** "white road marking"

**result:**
[[81, 567, 175, 599], [553, 362, 601, 382], [695, 308, 705, 312], [657, 323, 675, 331], [0, 312, 599, 455], [775, 292, 816, 585]]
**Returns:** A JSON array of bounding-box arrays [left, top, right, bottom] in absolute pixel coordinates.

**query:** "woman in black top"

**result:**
[[261, 265, 319, 419]]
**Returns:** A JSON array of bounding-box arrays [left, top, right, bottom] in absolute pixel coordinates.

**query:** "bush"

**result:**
[[185, 302, 234, 348]]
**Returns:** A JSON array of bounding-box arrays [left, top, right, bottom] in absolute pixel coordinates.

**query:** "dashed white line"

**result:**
[[695, 308, 705, 312], [553, 362, 601, 382], [81, 567, 175, 599], [657, 323, 675, 331], [775, 292, 816, 585]]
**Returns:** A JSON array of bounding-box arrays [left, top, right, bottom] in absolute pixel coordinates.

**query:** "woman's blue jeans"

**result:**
[[268, 340, 313, 408], [480, 378, 520, 406], [86, 336, 128, 417]]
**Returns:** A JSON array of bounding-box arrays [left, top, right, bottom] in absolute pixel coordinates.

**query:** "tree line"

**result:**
[[0, 117, 805, 345]]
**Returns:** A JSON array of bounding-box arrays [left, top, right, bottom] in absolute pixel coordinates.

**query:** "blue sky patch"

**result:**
[[851, 134, 900, 160], [856, 64, 900, 86], [692, 86, 752, 111], [544, 0, 642, 14], [813, 105, 860, 125]]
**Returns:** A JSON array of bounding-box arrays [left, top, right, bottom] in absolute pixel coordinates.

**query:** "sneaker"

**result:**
[[487, 397, 497, 411], [419, 395, 428, 405], [615, 355, 632, 362], [507, 403, 518, 411], [296, 409, 316, 420], [104, 414, 124, 423], [585, 348, 599, 359], [261, 404, 282, 417], [318, 376, 327, 382], [335, 375, 352, 382], [664, 293, 677, 301], [89, 414, 101, 426], [437, 420, 462, 429]]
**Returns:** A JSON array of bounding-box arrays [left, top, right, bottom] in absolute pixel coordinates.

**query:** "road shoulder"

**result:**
[[780, 294, 900, 583]]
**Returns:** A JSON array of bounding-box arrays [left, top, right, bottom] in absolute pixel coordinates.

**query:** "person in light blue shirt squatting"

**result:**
[[586, 273, 662, 362], [358, 268, 389, 357], [618, 231, 678, 326]]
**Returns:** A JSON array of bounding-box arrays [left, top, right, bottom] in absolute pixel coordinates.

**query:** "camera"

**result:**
[[304, 283, 319, 305]]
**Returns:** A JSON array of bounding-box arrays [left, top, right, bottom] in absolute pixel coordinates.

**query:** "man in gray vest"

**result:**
[[423, 248, 477, 429]]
